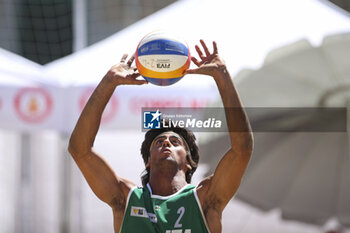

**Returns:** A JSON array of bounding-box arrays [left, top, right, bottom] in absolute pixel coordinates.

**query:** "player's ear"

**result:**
[[186, 164, 192, 171], [146, 162, 150, 169]]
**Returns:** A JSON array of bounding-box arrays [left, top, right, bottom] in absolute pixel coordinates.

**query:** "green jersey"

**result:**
[[119, 184, 210, 233]]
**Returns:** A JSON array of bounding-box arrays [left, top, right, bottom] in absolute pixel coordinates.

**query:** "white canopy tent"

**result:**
[[0, 48, 64, 131], [1, 0, 348, 133], [1, 0, 349, 132], [44, 0, 350, 85], [42, 0, 350, 134]]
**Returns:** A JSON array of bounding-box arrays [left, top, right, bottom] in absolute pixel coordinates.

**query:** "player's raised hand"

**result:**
[[107, 54, 148, 86], [184, 40, 227, 77]]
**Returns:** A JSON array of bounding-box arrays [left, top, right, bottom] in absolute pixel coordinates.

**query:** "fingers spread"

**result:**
[[127, 54, 135, 67], [195, 45, 205, 60], [213, 41, 218, 54], [200, 39, 210, 57], [191, 56, 201, 67], [120, 54, 128, 63]]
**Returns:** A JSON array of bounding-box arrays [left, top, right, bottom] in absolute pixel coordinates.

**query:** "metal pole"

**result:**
[[73, 0, 88, 51], [58, 1, 87, 232], [15, 133, 32, 233], [59, 132, 83, 233], [59, 132, 71, 233]]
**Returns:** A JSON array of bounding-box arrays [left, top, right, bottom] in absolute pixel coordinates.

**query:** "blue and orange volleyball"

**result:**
[[135, 31, 190, 86]]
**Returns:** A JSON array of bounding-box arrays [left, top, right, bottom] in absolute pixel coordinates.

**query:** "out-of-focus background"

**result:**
[[1, 0, 350, 233]]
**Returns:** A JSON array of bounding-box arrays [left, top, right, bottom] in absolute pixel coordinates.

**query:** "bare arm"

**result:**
[[186, 40, 253, 214], [68, 55, 148, 208]]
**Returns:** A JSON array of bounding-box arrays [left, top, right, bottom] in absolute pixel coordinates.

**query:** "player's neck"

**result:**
[[149, 171, 188, 196]]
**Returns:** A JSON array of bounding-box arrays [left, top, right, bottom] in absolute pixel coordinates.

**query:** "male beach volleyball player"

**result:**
[[68, 40, 253, 233]]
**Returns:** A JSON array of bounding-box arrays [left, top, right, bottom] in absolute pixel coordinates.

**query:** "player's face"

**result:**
[[149, 131, 190, 170]]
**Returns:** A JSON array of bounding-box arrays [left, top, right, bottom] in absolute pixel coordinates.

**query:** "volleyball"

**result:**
[[135, 31, 190, 86]]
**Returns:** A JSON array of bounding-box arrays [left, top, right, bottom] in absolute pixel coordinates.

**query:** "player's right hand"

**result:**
[[106, 54, 148, 86]]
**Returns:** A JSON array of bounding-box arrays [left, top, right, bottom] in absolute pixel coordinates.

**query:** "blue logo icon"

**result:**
[[143, 110, 162, 129]]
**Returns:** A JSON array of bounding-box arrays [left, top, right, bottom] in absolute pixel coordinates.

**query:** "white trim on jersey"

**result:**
[[147, 183, 191, 200]]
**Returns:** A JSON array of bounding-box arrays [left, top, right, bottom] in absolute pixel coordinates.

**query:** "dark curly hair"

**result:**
[[140, 122, 199, 187]]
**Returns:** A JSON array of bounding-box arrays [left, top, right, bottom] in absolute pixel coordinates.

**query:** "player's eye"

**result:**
[[171, 138, 181, 146], [156, 139, 163, 146]]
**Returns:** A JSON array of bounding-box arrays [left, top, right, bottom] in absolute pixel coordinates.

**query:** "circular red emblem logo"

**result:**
[[14, 87, 53, 123]]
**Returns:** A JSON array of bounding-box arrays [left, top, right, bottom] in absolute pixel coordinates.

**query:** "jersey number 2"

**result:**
[[174, 207, 185, 228]]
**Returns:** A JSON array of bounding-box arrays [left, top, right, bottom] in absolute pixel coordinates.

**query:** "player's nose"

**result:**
[[162, 138, 171, 147]]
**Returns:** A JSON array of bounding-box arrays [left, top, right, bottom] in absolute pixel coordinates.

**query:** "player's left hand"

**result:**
[[184, 40, 227, 77]]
